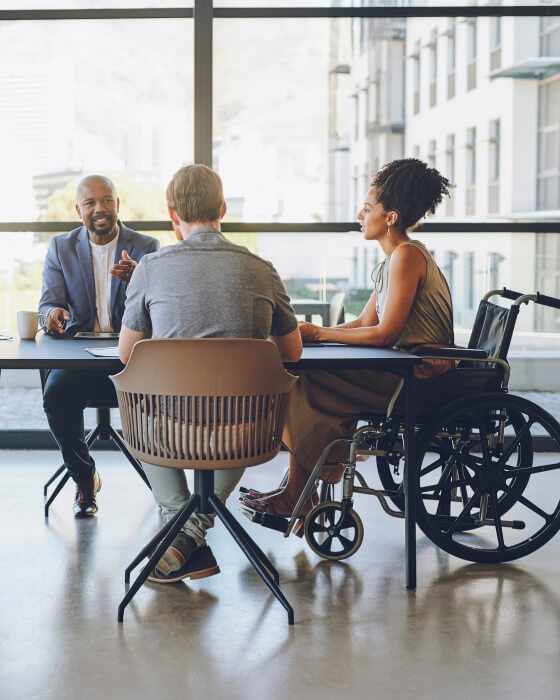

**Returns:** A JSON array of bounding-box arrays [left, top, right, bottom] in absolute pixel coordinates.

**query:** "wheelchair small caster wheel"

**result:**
[[304, 501, 364, 560]]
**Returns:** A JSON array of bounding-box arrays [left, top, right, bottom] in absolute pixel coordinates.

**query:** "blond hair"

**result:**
[[166, 164, 224, 223]]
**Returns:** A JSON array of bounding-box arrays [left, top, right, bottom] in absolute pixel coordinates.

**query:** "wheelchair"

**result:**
[[241, 288, 560, 564]]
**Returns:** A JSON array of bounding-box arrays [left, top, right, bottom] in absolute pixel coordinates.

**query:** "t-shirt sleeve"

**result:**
[[122, 258, 152, 334], [269, 265, 298, 337]]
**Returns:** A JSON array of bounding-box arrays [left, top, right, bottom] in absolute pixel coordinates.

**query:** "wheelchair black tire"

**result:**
[[415, 392, 560, 563]]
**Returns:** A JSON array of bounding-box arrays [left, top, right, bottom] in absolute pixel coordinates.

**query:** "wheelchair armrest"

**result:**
[[412, 347, 489, 360]]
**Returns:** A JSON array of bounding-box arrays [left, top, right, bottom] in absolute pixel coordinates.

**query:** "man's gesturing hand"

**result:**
[[46, 308, 70, 335], [110, 249, 137, 284]]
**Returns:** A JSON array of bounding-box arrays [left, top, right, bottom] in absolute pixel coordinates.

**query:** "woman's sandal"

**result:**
[[241, 490, 318, 538], [240, 486, 283, 500]]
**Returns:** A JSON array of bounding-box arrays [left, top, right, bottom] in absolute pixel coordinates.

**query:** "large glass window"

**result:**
[[0, 18, 193, 222], [214, 18, 332, 222], [0, 6, 559, 354]]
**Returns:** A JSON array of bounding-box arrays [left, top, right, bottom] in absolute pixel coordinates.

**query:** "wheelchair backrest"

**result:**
[[466, 299, 519, 361]]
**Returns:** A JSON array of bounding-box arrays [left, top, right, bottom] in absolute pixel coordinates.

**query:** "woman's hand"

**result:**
[[298, 321, 322, 342]]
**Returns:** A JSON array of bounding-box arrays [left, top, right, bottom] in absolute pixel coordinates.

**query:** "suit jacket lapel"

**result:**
[[75, 227, 96, 323]]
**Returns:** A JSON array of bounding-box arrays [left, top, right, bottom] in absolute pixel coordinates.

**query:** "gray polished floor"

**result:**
[[1, 450, 560, 699]]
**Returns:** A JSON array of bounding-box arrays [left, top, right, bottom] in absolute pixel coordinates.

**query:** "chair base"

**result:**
[[118, 470, 294, 625], [43, 409, 151, 517]]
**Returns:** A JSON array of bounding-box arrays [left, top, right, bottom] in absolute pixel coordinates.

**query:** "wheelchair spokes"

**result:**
[[416, 393, 560, 562]]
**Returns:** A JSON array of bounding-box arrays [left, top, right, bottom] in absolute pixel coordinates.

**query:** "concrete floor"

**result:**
[[1, 450, 560, 700]]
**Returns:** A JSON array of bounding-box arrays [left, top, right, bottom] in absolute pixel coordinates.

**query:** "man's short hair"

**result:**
[[166, 164, 224, 223]]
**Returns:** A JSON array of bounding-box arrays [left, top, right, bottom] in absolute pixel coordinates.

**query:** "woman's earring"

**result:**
[[387, 224, 391, 238]]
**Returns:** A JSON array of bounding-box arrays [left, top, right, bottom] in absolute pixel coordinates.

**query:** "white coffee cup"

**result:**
[[17, 311, 46, 340]]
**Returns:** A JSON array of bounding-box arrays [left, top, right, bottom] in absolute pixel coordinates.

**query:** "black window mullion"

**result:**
[[194, 0, 213, 166]]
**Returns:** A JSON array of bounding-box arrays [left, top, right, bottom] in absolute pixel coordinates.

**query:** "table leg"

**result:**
[[403, 368, 416, 589]]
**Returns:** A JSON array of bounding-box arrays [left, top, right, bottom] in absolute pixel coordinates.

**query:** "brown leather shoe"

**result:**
[[73, 471, 102, 518]]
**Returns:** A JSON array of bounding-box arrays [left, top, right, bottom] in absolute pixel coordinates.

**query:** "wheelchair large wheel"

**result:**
[[376, 408, 531, 519], [377, 409, 532, 529], [415, 392, 560, 563], [376, 434, 406, 510], [304, 501, 364, 560]]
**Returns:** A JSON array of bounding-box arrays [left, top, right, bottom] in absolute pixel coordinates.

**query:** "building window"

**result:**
[[537, 78, 560, 210], [427, 139, 436, 168], [443, 250, 457, 294], [413, 41, 420, 114], [487, 252, 504, 291], [353, 165, 359, 215], [353, 92, 359, 142], [490, 17, 502, 71], [467, 19, 477, 91], [466, 127, 476, 215], [363, 162, 370, 198], [540, 17, 560, 56], [488, 119, 500, 214], [465, 252, 475, 310], [447, 19, 456, 100], [429, 29, 437, 108], [446, 134, 455, 215], [412, 144, 420, 158]]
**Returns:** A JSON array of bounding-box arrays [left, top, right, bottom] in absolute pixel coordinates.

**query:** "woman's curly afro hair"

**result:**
[[371, 158, 453, 230]]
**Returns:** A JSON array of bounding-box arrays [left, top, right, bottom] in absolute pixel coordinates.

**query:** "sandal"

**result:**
[[239, 486, 283, 500], [242, 490, 318, 518]]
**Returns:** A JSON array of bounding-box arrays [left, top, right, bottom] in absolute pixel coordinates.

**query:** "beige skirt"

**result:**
[[282, 368, 401, 481]]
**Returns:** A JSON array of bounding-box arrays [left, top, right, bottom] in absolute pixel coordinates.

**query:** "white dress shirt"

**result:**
[[89, 234, 119, 332]]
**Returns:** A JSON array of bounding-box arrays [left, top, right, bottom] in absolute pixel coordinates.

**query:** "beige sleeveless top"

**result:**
[[375, 240, 455, 377]]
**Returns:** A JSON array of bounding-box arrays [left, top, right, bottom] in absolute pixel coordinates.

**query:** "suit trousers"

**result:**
[[42, 369, 117, 484]]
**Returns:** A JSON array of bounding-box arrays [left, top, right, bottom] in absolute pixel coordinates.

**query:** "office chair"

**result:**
[[111, 337, 297, 624]]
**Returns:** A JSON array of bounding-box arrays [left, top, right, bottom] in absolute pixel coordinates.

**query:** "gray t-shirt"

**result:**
[[122, 226, 297, 340]]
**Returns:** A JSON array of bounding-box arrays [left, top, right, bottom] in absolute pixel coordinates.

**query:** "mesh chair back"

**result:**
[[110, 338, 297, 470]]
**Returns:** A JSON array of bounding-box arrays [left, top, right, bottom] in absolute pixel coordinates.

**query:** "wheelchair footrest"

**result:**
[[239, 507, 290, 534]]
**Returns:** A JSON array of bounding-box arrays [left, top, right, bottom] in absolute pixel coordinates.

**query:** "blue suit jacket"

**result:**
[[39, 223, 160, 335]]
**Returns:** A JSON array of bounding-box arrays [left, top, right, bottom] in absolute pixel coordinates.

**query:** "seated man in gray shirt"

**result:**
[[119, 164, 302, 583]]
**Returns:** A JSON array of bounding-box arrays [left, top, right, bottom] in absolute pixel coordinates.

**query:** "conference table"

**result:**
[[0, 333, 422, 589]]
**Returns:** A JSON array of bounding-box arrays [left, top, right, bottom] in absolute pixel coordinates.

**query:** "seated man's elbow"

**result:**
[[286, 346, 302, 362], [272, 329, 302, 362]]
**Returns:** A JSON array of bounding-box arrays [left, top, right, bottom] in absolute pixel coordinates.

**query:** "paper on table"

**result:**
[[85, 346, 120, 358]]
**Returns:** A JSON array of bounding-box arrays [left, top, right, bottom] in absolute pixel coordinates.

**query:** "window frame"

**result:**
[[0, 3, 558, 239]]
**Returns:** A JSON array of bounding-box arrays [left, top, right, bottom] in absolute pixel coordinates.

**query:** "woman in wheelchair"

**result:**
[[242, 157, 455, 522]]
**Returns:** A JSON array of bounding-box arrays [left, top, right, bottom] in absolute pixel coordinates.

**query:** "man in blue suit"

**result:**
[[39, 175, 159, 517]]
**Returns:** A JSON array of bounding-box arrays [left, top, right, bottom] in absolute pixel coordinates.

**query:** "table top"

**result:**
[[0, 335, 421, 371], [0, 334, 123, 370]]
